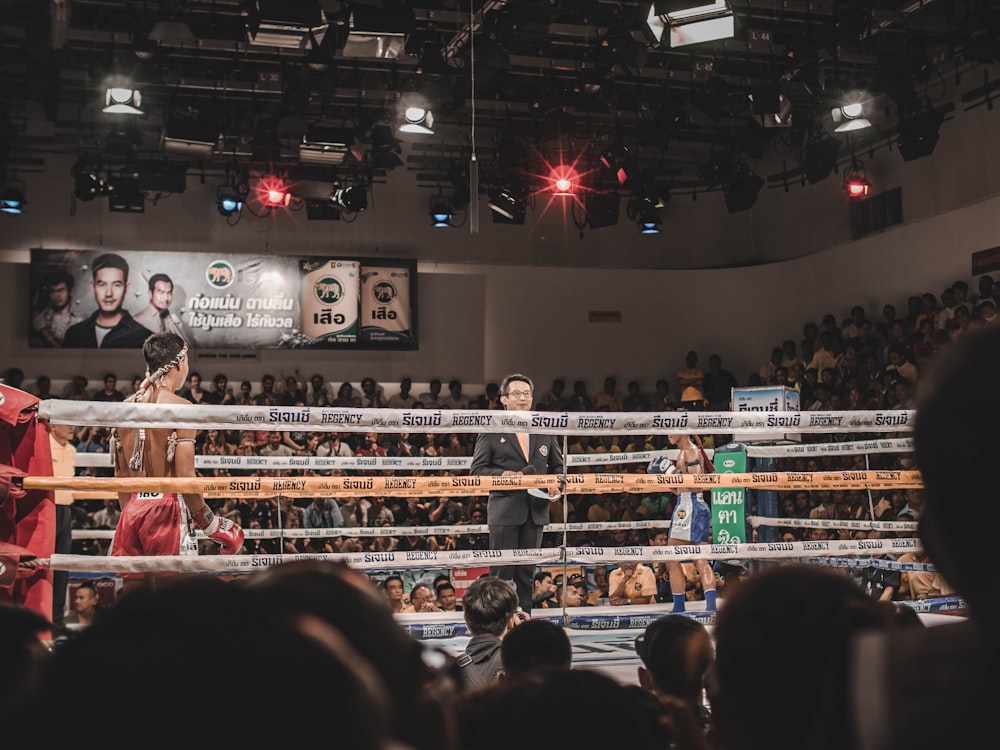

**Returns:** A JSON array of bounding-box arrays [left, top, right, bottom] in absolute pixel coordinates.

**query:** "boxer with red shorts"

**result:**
[[110, 332, 243, 586]]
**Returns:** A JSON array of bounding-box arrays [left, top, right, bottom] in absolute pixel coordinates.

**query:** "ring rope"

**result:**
[[69, 515, 918, 544], [22, 469, 925, 497], [37, 400, 915, 436], [65, 437, 916, 471], [44, 537, 922, 574]]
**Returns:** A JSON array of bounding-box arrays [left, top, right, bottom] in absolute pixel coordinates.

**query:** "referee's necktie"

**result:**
[[517, 432, 529, 459]]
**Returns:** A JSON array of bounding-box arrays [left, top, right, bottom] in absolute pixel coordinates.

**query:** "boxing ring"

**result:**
[[23, 400, 965, 679]]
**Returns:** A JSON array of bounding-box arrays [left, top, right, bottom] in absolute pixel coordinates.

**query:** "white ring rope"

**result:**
[[48, 537, 921, 574], [38, 400, 915, 436], [67, 437, 915, 471]]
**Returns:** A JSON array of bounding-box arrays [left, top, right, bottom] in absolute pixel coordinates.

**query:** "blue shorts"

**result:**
[[670, 492, 711, 543]]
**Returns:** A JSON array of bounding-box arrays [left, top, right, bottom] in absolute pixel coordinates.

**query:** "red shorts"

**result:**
[[111, 493, 198, 578]]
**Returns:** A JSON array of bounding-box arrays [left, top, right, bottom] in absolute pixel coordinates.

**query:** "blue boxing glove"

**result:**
[[646, 456, 678, 474]]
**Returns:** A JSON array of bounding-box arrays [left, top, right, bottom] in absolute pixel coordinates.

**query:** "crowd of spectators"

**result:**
[[2, 273, 995, 610]]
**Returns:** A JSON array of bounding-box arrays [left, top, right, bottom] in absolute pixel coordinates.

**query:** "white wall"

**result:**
[[1, 190, 993, 394]]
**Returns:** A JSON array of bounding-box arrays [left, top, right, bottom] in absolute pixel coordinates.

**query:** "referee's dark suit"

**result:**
[[469, 376, 564, 612]]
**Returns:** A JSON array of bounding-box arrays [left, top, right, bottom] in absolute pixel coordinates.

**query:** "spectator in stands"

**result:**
[[303, 496, 343, 530], [499, 619, 572, 682], [457, 575, 525, 690], [0, 602, 51, 725], [419, 378, 444, 408], [64, 581, 106, 627], [247, 561, 460, 750], [409, 583, 441, 613], [361, 376, 387, 408], [91, 372, 125, 402], [707, 565, 891, 750], [759, 345, 784, 384], [849, 324, 1000, 750], [537, 378, 570, 411], [383, 377, 411, 408], [608, 561, 657, 606], [20, 575, 396, 747], [634, 614, 713, 732], [703, 353, 739, 410], [565, 379, 594, 411], [623, 380, 652, 411], [277, 374, 306, 406], [443, 378, 471, 409], [253, 374, 278, 405], [476, 382, 503, 410], [307, 373, 333, 406], [383, 574, 409, 613], [436, 582, 462, 612], [594, 376, 623, 411], [676, 351, 706, 407]]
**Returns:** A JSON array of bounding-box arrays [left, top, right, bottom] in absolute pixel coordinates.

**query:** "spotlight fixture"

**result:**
[[217, 185, 244, 216], [804, 132, 843, 185], [245, 0, 329, 50], [628, 196, 662, 234], [1, 186, 25, 215], [429, 198, 454, 228], [842, 166, 871, 200], [342, 5, 415, 59], [299, 126, 356, 165], [72, 159, 107, 202], [399, 106, 435, 135], [723, 163, 764, 213], [257, 174, 291, 207], [103, 83, 144, 115], [897, 105, 943, 162], [332, 185, 368, 213], [584, 192, 621, 230], [832, 95, 872, 133], [646, 1, 735, 49], [107, 173, 145, 213], [488, 186, 526, 224], [546, 165, 579, 197]]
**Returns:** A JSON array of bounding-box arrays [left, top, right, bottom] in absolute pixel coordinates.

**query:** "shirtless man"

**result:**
[[664, 432, 717, 613], [110, 332, 244, 586]]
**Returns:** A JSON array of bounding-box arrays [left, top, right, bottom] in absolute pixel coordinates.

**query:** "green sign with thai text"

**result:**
[[711, 448, 746, 543]]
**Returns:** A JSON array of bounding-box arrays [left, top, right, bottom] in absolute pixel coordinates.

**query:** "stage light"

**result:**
[[399, 105, 435, 135], [723, 165, 764, 213], [489, 187, 526, 224], [547, 165, 578, 197], [429, 199, 454, 227], [332, 185, 367, 213], [1, 186, 25, 215], [73, 159, 107, 202], [832, 95, 872, 133], [217, 185, 244, 216], [804, 133, 842, 185], [258, 174, 291, 207], [103, 85, 143, 115], [628, 197, 661, 234], [585, 192, 621, 229], [897, 105, 943, 162], [842, 159, 871, 200], [646, 1, 734, 49]]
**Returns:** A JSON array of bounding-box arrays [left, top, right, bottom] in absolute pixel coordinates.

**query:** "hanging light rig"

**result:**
[[842, 158, 871, 200]]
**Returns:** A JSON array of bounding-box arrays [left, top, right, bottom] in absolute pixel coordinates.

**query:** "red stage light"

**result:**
[[844, 176, 870, 200], [547, 164, 579, 196], [258, 175, 292, 207]]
